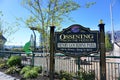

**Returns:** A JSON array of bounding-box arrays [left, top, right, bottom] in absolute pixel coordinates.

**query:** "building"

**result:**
[[0, 33, 7, 50]]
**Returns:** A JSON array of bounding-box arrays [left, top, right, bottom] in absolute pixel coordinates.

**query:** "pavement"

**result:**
[[0, 72, 20, 80]]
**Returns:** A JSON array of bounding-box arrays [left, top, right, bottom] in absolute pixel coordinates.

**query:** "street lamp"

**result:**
[[29, 27, 38, 67], [29, 27, 37, 51]]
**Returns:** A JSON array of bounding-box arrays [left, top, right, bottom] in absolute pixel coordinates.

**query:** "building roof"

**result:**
[[0, 34, 7, 48], [0, 34, 7, 41]]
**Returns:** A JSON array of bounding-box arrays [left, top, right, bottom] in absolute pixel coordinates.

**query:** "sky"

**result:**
[[0, 0, 120, 46]]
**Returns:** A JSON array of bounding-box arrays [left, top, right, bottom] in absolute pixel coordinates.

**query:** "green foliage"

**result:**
[[23, 70, 38, 79], [105, 33, 113, 52], [77, 69, 84, 80], [0, 58, 8, 69], [0, 11, 18, 39], [0, 63, 7, 69], [20, 66, 42, 79], [85, 2, 96, 8], [59, 70, 73, 80], [5, 66, 21, 74], [19, 0, 84, 51], [77, 69, 95, 80], [7, 56, 22, 67], [19, 0, 95, 53], [20, 66, 31, 74], [61, 78, 66, 80], [0, 58, 7, 64], [32, 66, 42, 73], [21, 0, 80, 27]]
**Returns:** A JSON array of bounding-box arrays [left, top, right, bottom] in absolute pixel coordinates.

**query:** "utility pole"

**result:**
[[110, 3, 114, 45], [110, 0, 117, 55]]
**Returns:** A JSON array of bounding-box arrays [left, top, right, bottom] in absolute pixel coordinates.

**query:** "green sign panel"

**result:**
[[55, 24, 99, 56]]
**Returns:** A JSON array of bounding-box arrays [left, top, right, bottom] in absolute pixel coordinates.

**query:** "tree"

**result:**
[[19, 0, 95, 52], [0, 11, 18, 43], [105, 33, 113, 52]]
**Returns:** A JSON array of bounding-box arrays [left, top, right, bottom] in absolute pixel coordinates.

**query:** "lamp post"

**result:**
[[29, 27, 37, 66], [29, 27, 37, 51]]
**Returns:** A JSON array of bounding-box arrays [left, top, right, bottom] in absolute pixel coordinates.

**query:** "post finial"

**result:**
[[99, 19, 103, 24]]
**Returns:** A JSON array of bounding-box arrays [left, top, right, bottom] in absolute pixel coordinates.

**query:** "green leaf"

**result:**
[[23, 41, 32, 54]]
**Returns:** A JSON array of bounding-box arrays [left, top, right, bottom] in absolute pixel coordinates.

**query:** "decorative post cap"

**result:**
[[99, 19, 103, 24]]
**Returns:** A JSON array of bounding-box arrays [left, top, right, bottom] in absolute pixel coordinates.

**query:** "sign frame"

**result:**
[[55, 24, 99, 57]]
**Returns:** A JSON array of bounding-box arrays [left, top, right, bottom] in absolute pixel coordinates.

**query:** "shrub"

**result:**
[[23, 70, 38, 79], [59, 70, 73, 80], [32, 66, 42, 73], [61, 78, 66, 80], [77, 70, 95, 80], [0, 58, 7, 64], [83, 70, 95, 80], [0, 63, 7, 69], [20, 66, 31, 75], [20, 66, 42, 79], [5, 66, 21, 74], [77, 70, 84, 80], [0, 58, 8, 69], [7, 56, 21, 67]]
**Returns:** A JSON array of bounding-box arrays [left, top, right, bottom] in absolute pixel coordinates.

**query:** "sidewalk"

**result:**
[[0, 72, 20, 80]]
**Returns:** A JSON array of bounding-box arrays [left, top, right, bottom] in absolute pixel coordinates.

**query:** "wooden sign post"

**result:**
[[99, 20, 106, 80], [49, 26, 55, 80]]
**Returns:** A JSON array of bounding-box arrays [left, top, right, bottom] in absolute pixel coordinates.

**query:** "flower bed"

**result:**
[[0, 56, 58, 80], [0, 56, 95, 80]]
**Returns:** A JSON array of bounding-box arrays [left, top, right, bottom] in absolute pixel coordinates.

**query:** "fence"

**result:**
[[0, 51, 120, 80]]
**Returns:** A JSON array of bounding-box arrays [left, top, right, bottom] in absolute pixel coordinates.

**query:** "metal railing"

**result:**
[[0, 51, 120, 80]]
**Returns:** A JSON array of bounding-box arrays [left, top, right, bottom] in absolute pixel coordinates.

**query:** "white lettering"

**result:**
[[57, 43, 96, 48]]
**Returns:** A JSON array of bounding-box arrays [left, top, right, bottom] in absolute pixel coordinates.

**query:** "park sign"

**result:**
[[55, 24, 99, 56]]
